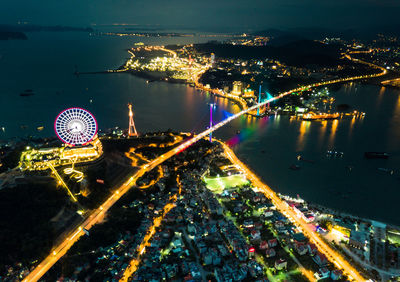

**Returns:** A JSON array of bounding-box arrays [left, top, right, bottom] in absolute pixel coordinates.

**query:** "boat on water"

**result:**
[[20, 89, 35, 97], [377, 168, 394, 175], [297, 155, 315, 163], [364, 152, 389, 159], [326, 150, 344, 158], [289, 164, 301, 170], [302, 112, 340, 121]]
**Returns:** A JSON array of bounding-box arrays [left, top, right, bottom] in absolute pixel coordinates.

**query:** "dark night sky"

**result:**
[[1, 0, 400, 31]]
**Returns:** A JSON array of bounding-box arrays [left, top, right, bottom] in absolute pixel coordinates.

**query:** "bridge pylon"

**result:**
[[128, 103, 138, 137], [257, 85, 262, 116]]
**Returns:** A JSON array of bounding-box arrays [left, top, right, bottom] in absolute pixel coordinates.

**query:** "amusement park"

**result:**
[[17, 105, 142, 202], [20, 108, 102, 170]]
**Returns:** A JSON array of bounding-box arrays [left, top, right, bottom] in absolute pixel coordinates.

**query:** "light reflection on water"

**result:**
[[327, 119, 339, 148], [376, 86, 385, 108], [388, 94, 400, 150], [348, 116, 356, 141], [318, 120, 328, 150], [297, 120, 308, 151]]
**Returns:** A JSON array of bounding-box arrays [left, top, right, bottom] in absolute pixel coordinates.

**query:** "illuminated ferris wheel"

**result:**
[[54, 108, 98, 146]]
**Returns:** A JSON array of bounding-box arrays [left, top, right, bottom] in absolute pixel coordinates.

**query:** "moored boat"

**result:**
[[20, 89, 35, 97], [377, 168, 394, 174], [364, 152, 389, 159], [289, 164, 301, 170]]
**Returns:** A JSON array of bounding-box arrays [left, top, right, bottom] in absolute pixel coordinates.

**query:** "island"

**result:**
[[0, 31, 27, 40]]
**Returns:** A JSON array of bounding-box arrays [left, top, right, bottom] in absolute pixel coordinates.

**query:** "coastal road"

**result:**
[[23, 53, 386, 281], [219, 141, 366, 281]]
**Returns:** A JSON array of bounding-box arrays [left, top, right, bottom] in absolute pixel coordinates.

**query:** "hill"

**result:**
[[194, 40, 341, 67]]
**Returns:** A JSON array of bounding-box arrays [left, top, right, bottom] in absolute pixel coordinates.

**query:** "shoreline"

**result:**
[[306, 201, 400, 231], [219, 139, 400, 280], [217, 139, 367, 280], [222, 139, 400, 231]]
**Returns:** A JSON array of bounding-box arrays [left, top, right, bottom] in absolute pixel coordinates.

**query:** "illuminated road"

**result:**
[[192, 69, 248, 111], [381, 77, 400, 87], [23, 54, 386, 281], [218, 141, 366, 281], [120, 175, 183, 281], [120, 194, 178, 282], [47, 163, 77, 202], [22, 169, 144, 282]]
